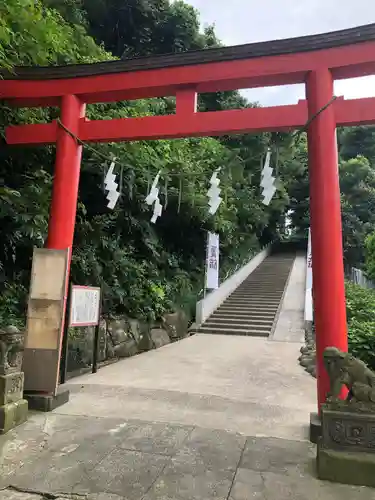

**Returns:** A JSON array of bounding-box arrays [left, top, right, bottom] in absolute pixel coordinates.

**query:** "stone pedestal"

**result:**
[[317, 404, 375, 487], [0, 327, 28, 434], [25, 386, 70, 412], [318, 447, 375, 487], [309, 411, 321, 444]]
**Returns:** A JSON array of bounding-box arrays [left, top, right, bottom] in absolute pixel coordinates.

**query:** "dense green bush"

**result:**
[[346, 281, 375, 369]]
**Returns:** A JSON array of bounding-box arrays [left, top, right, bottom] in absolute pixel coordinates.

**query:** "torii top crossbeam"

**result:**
[[2, 23, 375, 408], [3, 23, 375, 144]]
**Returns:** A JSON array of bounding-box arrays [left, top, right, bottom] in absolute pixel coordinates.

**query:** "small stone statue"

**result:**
[[324, 347, 375, 404], [0, 326, 24, 375]]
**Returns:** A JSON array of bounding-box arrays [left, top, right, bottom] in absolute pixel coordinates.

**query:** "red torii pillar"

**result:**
[[47, 95, 85, 252], [306, 68, 348, 408]]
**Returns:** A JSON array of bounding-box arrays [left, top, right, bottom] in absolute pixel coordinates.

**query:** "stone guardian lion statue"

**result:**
[[323, 346, 375, 404]]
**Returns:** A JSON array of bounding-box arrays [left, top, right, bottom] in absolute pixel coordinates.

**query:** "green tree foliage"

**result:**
[[340, 156, 375, 268], [278, 134, 309, 239], [2, 0, 375, 331], [0, 0, 112, 325], [44, 0, 218, 58], [0, 0, 109, 66], [338, 126, 375, 167], [282, 133, 375, 269], [0, 0, 285, 326]]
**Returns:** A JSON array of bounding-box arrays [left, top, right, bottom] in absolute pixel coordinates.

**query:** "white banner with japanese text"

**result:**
[[306, 228, 312, 290], [206, 232, 219, 290], [305, 228, 313, 322]]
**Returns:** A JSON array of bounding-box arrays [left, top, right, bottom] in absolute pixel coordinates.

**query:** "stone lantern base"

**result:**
[[0, 398, 28, 434], [0, 327, 28, 434]]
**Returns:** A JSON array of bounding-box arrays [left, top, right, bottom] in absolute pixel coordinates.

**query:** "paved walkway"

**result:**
[[1, 256, 374, 499], [271, 254, 306, 343]]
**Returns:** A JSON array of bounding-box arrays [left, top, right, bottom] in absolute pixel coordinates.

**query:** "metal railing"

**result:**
[[350, 267, 375, 289]]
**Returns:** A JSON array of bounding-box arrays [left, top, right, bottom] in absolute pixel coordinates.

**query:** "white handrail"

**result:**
[[195, 247, 270, 325]]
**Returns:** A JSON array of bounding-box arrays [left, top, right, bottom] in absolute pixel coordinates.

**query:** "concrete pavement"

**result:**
[[0, 334, 374, 499], [57, 334, 316, 440], [1, 255, 374, 498], [1, 405, 374, 499]]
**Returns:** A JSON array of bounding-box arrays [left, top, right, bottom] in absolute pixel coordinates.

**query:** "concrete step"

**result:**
[[239, 286, 284, 291], [226, 294, 282, 298], [237, 285, 288, 290], [236, 288, 284, 297], [225, 293, 281, 302], [244, 277, 290, 280], [234, 293, 284, 297], [237, 283, 287, 287], [232, 290, 284, 293], [205, 316, 274, 325], [218, 305, 279, 311], [219, 303, 278, 311], [197, 327, 270, 337], [251, 269, 292, 272], [208, 315, 274, 324], [224, 300, 281, 307], [247, 267, 292, 271], [237, 285, 285, 288], [223, 305, 279, 311], [217, 309, 278, 316], [217, 306, 278, 313], [228, 293, 283, 298], [225, 294, 281, 302], [226, 291, 282, 300], [211, 316, 275, 323], [204, 322, 272, 331], [241, 284, 288, 288], [211, 312, 275, 320], [241, 278, 286, 290], [233, 294, 283, 298]]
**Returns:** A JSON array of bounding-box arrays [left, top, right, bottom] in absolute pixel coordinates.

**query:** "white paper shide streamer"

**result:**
[[145, 170, 163, 223], [207, 168, 222, 215], [260, 149, 276, 206], [104, 158, 120, 210]]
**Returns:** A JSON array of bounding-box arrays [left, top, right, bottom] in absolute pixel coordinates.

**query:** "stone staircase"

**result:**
[[194, 254, 295, 337]]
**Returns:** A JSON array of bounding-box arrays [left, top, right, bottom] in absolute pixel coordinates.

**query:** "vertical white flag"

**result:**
[[206, 232, 219, 289], [305, 228, 313, 323], [306, 228, 312, 290]]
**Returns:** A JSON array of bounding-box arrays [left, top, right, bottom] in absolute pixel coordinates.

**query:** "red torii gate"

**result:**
[[2, 23, 375, 409]]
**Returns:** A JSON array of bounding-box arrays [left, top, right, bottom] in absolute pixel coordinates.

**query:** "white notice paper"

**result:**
[[69, 285, 101, 327]]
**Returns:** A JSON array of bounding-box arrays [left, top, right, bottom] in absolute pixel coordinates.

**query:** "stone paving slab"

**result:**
[[170, 427, 245, 475], [239, 436, 316, 476], [1, 414, 375, 499], [74, 448, 169, 498], [117, 421, 193, 456], [143, 467, 234, 500]]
